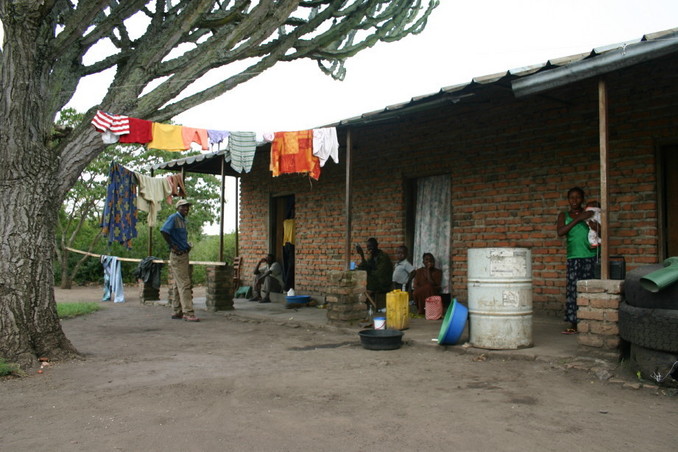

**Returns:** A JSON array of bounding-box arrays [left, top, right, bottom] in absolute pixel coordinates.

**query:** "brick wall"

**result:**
[[238, 55, 678, 315]]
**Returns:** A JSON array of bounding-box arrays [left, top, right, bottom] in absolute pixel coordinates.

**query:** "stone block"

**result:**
[[327, 311, 366, 322], [604, 310, 619, 322], [577, 309, 604, 321], [590, 322, 619, 336], [137, 281, 160, 305], [326, 303, 367, 313], [578, 279, 623, 294], [327, 270, 367, 287], [578, 334, 604, 348], [590, 296, 621, 309], [604, 336, 620, 349]]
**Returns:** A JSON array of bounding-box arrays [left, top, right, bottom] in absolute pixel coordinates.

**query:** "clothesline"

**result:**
[[65, 246, 227, 266], [92, 110, 340, 178]]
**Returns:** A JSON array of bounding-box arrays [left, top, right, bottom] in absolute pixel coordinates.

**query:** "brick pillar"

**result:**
[[138, 280, 160, 305], [326, 270, 368, 326], [576, 279, 622, 350], [206, 265, 234, 311]]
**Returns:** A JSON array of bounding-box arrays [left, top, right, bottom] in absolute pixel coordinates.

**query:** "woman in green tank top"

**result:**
[[556, 187, 599, 333]]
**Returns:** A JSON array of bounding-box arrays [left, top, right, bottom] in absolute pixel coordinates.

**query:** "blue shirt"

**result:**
[[160, 212, 190, 252]]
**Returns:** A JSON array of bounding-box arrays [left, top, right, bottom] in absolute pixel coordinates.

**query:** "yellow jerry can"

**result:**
[[386, 289, 409, 330]]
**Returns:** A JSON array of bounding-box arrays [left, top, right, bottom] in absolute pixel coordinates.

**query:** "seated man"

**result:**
[[249, 254, 284, 303], [356, 237, 393, 310]]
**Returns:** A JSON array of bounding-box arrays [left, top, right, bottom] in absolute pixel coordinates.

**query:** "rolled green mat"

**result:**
[[640, 257, 678, 293]]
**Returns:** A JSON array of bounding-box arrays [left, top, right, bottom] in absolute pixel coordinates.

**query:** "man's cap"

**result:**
[[176, 199, 192, 208]]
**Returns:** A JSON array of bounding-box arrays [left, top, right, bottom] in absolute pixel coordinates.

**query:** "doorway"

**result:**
[[409, 174, 452, 293], [271, 194, 295, 290]]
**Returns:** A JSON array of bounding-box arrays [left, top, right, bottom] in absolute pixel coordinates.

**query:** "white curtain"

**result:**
[[413, 174, 451, 293]]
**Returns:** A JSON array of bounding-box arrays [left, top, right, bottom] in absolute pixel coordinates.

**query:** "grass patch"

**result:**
[[0, 358, 20, 377], [57, 302, 101, 319]]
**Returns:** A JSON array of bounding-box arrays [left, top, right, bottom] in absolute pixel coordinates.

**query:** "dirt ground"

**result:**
[[1, 286, 677, 451]]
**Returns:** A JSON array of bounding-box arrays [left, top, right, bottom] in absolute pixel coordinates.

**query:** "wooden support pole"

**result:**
[[599, 78, 610, 279], [344, 129, 353, 270], [235, 177, 240, 256], [148, 168, 154, 257], [219, 155, 226, 262]]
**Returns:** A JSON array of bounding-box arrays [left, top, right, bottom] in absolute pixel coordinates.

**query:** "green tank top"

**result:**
[[565, 211, 597, 259]]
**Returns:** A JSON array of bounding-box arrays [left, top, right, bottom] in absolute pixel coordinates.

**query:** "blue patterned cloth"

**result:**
[[101, 162, 138, 249]]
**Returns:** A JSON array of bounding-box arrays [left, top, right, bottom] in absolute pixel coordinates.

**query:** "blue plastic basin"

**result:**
[[286, 295, 310, 304], [437, 300, 468, 345]]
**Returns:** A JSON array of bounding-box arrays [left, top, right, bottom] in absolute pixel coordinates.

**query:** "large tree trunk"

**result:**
[[0, 181, 79, 368], [0, 3, 80, 368]]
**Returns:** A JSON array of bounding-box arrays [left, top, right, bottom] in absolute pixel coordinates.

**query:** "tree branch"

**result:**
[[53, 0, 438, 190]]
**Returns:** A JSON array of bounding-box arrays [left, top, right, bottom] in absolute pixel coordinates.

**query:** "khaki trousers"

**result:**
[[169, 252, 194, 316]]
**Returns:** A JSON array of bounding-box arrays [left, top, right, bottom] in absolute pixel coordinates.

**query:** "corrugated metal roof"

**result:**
[[334, 27, 678, 126], [151, 148, 244, 175]]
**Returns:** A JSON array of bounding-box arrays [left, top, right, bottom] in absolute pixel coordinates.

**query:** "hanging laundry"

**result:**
[[283, 218, 295, 246], [118, 117, 153, 144], [101, 255, 125, 303], [91, 110, 130, 144], [312, 127, 339, 166], [101, 162, 138, 249], [147, 123, 188, 151], [270, 130, 320, 180], [182, 127, 209, 151], [207, 130, 230, 151], [165, 173, 187, 204], [135, 172, 172, 227], [228, 131, 257, 173], [133, 256, 163, 290]]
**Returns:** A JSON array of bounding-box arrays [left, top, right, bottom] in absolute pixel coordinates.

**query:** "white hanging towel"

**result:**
[[312, 127, 339, 167]]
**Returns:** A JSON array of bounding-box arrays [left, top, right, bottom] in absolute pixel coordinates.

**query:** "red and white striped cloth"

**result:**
[[91, 110, 130, 135]]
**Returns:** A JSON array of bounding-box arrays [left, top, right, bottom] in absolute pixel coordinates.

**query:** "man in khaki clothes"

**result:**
[[161, 199, 199, 322]]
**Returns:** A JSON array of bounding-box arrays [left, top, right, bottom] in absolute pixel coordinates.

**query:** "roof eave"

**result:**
[[512, 31, 678, 97]]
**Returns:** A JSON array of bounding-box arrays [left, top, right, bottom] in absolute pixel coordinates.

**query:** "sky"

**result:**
[[62, 1, 678, 233], [175, 0, 678, 132]]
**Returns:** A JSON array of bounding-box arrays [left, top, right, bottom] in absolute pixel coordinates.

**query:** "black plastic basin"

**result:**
[[358, 329, 404, 350]]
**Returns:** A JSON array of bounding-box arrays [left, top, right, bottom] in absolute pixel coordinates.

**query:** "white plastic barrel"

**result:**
[[467, 248, 533, 349]]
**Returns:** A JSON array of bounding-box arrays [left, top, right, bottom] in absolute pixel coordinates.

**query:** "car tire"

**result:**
[[618, 301, 678, 353], [629, 343, 678, 388], [623, 264, 678, 310]]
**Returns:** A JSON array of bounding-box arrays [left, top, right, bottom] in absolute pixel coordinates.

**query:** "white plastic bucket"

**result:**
[[467, 248, 533, 349], [373, 317, 386, 330]]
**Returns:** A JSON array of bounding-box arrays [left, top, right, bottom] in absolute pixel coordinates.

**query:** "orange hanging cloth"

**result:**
[[182, 127, 209, 151], [270, 130, 320, 180]]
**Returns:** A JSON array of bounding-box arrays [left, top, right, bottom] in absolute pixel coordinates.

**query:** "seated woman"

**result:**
[[412, 252, 443, 316]]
